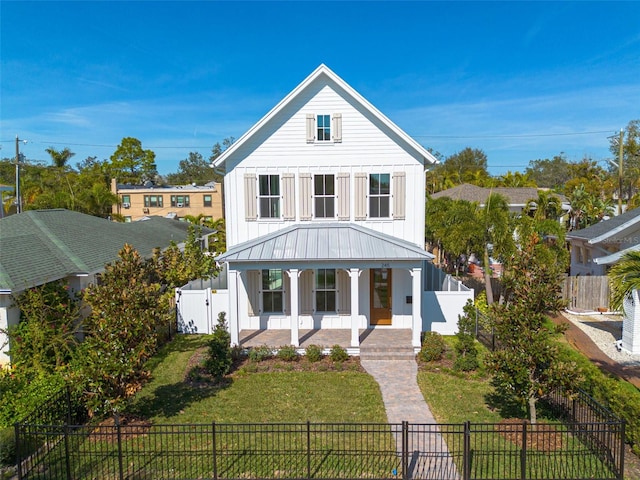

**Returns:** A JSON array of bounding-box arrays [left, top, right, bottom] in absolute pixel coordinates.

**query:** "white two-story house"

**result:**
[[213, 65, 443, 350]]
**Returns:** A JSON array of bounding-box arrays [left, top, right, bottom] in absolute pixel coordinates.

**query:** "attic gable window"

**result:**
[[317, 114, 331, 141], [306, 113, 342, 143]]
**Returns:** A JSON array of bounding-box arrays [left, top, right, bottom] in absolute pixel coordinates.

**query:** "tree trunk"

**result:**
[[483, 244, 494, 304], [528, 395, 538, 425]]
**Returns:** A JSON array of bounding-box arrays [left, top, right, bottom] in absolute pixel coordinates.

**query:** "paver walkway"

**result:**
[[361, 358, 460, 479]]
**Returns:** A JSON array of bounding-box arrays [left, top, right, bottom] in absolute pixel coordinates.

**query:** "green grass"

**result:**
[[129, 334, 387, 424]]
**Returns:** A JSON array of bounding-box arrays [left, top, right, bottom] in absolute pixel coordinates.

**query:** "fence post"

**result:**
[[212, 422, 217, 480], [401, 421, 408, 480], [618, 421, 625, 480], [63, 423, 72, 480], [463, 421, 471, 480], [116, 414, 124, 480], [520, 421, 527, 480], [66, 386, 73, 425], [14, 423, 22, 480], [306, 421, 311, 480]]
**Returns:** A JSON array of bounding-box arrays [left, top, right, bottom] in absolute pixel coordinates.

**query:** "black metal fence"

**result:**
[[16, 417, 625, 480]]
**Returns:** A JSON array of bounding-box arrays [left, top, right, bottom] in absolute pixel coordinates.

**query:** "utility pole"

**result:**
[[15, 135, 23, 214], [618, 129, 624, 216]]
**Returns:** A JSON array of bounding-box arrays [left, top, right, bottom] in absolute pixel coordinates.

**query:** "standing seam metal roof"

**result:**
[[217, 224, 433, 263]]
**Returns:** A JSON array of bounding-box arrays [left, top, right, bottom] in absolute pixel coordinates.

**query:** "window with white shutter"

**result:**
[[337, 173, 350, 221], [282, 173, 295, 220], [306, 114, 315, 143], [332, 113, 342, 143], [354, 173, 368, 220], [299, 173, 312, 221], [337, 269, 351, 314], [244, 174, 257, 221], [247, 270, 261, 315], [392, 172, 406, 220]]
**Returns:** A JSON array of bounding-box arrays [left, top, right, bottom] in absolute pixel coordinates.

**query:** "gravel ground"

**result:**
[[562, 311, 640, 367]]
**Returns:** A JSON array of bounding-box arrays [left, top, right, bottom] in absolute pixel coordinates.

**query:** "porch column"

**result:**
[[410, 267, 422, 348], [228, 268, 240, 346], [349, 268, 361, 347], [287, 269, 300, 347]]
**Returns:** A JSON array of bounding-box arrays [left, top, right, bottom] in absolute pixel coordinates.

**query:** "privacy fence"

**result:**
[[15, 391, 625, 480]]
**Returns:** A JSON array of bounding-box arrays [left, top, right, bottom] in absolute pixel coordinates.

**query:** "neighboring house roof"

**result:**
[[566, 207, 640, 243], [212, 64, 439, 172], [430, 184, 561, 206], [217, 223, 433, 264], [0, 209, 213, 293]]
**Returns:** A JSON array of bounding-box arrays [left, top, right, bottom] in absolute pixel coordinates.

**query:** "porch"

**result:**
[[239, 328, 414, 353]]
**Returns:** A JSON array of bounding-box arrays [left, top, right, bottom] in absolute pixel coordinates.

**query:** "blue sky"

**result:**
[[1, 1, 639, 177]]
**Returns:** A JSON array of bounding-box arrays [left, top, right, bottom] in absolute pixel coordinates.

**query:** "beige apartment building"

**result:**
[[110, 179, 223, 222]]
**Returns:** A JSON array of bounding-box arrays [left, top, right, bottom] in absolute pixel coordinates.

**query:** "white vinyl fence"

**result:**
[[622, 289, 640, 354]]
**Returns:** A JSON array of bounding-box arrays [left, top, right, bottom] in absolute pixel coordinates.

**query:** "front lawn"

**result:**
[[128, 334, 387, 424]]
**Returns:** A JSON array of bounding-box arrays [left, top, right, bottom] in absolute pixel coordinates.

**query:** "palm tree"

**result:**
[[608, 251, 640, 312], [45, 147, 75, 169]]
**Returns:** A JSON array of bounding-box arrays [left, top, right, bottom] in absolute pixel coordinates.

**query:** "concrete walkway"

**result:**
[[361, 358, 460, 479]]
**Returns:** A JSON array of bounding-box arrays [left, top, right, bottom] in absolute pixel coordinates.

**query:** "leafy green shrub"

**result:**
[[0, 427, 15, 467], [419, 332, 446, 362], [329, 345, 349, 362], [305, 344, 324, 363], [276, 345, 299, 362], [204, 312, 232, 381], [248, 345, 273, 362], [454, 300, 480, 371]]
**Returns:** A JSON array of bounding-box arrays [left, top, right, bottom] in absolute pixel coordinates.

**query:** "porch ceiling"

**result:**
[[217, 223, 433, 264]]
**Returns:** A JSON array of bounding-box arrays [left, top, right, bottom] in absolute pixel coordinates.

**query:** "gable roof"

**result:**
[[217, 223, 433, 264], [566, 207, 640, 243], [430, 183, 560, 206], [0, 209, 213, 293], [212, 64, 438, 172]]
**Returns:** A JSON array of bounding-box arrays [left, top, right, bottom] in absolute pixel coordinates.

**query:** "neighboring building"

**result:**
[[0, 209, 215, 366], [212, 64, 444, 350], [566, 207, 640, 276], [431, 183, 569, 216], [110, 179, 223, 222]]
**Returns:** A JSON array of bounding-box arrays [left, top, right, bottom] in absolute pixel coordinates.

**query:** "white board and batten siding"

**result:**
[[223, 83, 426, 250]]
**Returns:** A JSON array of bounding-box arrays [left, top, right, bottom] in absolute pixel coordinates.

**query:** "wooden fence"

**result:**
[[562, 275, 611, 312]]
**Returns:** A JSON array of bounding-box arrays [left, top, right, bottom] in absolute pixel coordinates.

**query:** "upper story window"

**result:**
[[144, 195, 163, 208], [306, 113, 342, 143], [314, 174, 335, 218], [171, 195, 190, 208], [369, 174, 390, 218], [317, 115, 331, 141], [259, 174, 280, 219], [122, 195, 131, 204], [315, 268, 336, 312], [203, 194, 212, 207], [262, 269, 284, 313]]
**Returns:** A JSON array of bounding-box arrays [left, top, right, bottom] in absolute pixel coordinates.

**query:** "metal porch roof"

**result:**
[[217, 224, 433, 264]]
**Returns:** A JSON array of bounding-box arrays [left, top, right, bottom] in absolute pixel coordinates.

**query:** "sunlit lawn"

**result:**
[[129, 334, 387, 424]]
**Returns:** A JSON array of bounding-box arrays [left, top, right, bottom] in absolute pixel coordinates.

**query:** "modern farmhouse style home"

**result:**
[[212, 64, 465, 350]]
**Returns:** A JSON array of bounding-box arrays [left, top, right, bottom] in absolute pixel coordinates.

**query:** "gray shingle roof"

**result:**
[[217, 223, 432, 264], [0, 209, 213, 293], [566, 207, 640, 242]]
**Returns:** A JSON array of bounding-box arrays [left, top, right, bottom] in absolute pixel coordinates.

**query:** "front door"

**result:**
[[370, 268, 392, 326]]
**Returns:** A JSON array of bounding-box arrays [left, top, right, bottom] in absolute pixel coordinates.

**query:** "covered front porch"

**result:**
[[217, 224, 433, 350]]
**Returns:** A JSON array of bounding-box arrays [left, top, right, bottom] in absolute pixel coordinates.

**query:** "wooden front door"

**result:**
[[370, 268, 392, 326]]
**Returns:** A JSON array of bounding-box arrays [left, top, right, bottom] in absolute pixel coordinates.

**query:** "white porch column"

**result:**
[[287, 269, 300, 347], [349, 268, 361, 347], [228, 268, 240, 346], [411, 267, 423, 348]]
